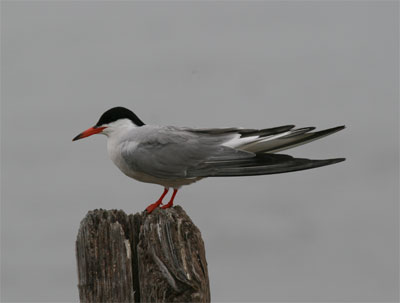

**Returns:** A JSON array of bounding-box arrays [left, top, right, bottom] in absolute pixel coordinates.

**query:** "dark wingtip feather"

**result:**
[[324, 157, 346, 164], [309, 157, 346, 169], [191, 154, 346, 178], [318, 125, 345, 135]]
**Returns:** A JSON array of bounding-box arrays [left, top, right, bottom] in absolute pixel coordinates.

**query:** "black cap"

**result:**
[[95, 107, 145, 127]]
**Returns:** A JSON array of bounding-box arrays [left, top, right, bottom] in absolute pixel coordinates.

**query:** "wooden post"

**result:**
[[76, 206, 210, 303]]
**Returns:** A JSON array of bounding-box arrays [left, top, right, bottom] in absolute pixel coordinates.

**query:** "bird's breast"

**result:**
[[107, 139, 135, 173]]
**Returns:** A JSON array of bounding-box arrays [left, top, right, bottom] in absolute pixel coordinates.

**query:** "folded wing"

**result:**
[[120, 125, 345, 179]]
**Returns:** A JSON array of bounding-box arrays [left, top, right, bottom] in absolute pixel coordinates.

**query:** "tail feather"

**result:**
[[283, 127, 316, 138], [238, 125, 295, 138], [192, 125, 295, 138], [241, 125, 345, 153]]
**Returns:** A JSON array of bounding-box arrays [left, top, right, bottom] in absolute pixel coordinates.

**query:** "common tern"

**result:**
[[73, 107, 345, 213]]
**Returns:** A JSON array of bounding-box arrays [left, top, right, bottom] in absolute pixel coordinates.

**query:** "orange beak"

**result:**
[[72, 126, 106, 141]]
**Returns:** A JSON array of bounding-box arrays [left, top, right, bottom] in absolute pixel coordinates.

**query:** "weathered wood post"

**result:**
[[76, 206, 210, 303]]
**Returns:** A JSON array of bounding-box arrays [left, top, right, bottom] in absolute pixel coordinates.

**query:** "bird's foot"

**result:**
[[160, 201, 174, 209], [146, 201, 162, 213], [160, 189, 178, 209], [146, 188, 169, 213]]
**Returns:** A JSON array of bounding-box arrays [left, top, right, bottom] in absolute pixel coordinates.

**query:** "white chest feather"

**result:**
[[107, 138, 137, 175]]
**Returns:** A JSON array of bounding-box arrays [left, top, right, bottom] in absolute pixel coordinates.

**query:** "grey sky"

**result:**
[[1, 1, 398, 302]]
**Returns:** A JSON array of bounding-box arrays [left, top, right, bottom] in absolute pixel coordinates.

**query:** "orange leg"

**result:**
[[146, 188, 169, 213], [161, 188, 178, 209]]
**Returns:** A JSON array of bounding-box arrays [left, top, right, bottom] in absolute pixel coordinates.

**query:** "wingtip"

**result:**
[[332, 157, 346, 163], [321, 157, 346, 166], [313, 125, 346, 137], [329, 125, 346, 132]]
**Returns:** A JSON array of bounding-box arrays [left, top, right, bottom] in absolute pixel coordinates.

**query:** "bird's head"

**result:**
[[72, 107, 145, 141]]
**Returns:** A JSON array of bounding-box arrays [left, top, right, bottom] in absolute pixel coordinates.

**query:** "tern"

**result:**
[[73, 107, 345, 213]]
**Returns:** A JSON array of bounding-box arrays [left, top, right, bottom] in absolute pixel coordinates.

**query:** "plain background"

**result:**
[[1, 1, 398, 302]]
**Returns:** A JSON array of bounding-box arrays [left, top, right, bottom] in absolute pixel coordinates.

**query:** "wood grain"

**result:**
[[76, 206, 210, 303]]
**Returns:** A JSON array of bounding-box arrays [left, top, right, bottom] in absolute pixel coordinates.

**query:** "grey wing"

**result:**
[[120, 127, 254, 179]]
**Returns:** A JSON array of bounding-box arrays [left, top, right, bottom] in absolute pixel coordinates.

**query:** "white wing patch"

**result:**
[[222, 134, 259, 148], [223, 131, 293, 149]]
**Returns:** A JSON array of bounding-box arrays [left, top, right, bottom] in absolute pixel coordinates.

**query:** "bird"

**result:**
[[73, 106, 345, 213]]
